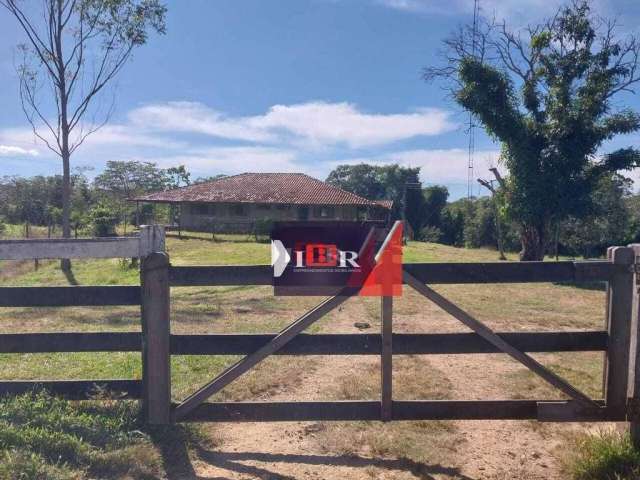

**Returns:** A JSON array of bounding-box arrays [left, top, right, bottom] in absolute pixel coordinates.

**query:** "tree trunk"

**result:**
[[60, 135, 72, 272], [519, 224, 546, 261]]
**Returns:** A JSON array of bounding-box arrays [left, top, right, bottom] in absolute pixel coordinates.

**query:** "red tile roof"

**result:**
[[373, 199, 394, 209], [133, 173, 391, 208]]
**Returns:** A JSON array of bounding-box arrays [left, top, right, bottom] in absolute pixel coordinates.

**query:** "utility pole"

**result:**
[[402, 181, 423, 244], [477, 177, 506, 261]]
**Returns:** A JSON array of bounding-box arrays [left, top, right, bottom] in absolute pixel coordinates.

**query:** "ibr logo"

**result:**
[[271, 241, 360, 277], [295, 244, 359, 269]]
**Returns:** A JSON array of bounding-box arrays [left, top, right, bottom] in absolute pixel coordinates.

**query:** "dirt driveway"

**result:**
[[181, 286, 614, 480]]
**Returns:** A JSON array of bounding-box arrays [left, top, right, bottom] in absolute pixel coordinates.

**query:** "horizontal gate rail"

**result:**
[[170, 265, 272, 286], [1, 330, 606, 355], [0, 332, 142, 353], [0, 379, 142, 399], [177, 399, 618, 423], [0, 286, 140, 307], [169, 331, 608, 355], [404, 261, 618, 284], [168, 260, 618, 287]]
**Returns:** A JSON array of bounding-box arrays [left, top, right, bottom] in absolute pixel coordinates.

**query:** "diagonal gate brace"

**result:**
[[403, 271, 601, 409], [172, 292, 350, 421], [173, 223, 400, 422]]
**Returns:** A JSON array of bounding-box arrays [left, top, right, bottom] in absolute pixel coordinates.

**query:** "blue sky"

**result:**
[[1, 0, 639, 199]]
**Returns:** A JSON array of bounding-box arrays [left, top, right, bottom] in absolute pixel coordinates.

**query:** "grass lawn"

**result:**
[[0, 227, 616, 478]]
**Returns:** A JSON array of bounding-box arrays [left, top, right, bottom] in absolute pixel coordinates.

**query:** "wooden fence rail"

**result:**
[[0, 224, 165, 260]]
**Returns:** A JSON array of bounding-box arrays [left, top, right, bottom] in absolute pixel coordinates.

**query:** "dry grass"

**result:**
[[316, 354, 460, 464]]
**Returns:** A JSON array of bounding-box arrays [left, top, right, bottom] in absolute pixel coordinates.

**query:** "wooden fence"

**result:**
[[0, 225, 164, 400], [1, 228, 640, 433]]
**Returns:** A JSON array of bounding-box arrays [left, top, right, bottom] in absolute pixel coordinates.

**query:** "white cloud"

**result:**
[[80, 124, 186, 150], [251, 102, 455, 148], [128, 102, 274, 143], [0, 144, 39, 157], [330, 148, 503, 185], [128, 101, 456, 149]]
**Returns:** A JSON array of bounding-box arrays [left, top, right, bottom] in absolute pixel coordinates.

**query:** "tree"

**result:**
[[93, 160, 170, 232], [421, 185, 449, 230], [325, 164, 388, 201], [326, 163, 424, 233], [425, 1, 640, 260], [165, 165, 191, 188], [561, 174, 632, 257], [2, 0, 166, 268]]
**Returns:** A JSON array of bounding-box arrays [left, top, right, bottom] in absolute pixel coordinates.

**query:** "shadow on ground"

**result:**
[[159, 437, 474, 480]]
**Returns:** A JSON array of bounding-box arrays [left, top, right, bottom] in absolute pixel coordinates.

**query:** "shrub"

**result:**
[[89, 204, 118, 237], [253, 218, 274, 243], [568, 431, 640, 480], [419, 225, 443, 243]]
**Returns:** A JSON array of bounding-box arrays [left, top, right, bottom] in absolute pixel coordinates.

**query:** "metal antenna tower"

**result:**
[[467, 0, 480, 199]]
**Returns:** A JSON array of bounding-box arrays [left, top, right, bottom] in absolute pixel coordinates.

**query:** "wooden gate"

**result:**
[[141, 235, 638, 427]]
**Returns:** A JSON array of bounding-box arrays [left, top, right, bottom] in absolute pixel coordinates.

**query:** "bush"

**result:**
[[568, 431, 640, 480], [253, 218, 274, 243], [89, 204, 118, 237], [419, 225, 443, 243]]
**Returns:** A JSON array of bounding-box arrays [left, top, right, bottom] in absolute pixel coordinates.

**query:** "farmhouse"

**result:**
[[133, 172, 393, 232]]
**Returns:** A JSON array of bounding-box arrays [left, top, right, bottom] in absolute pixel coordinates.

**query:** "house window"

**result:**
[[230, 204, 248, 216], [312, 206, 335, 219], [192, 203, 214, 215], [257, 204, 271, 210]]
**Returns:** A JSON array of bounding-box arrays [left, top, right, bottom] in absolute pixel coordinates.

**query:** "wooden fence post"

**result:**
[[141, 252, 171, 424], [628, 244, 640, 446], [604, 247, 634, 418], [381, 295, 393, 421], [139, 225, 166, 258]]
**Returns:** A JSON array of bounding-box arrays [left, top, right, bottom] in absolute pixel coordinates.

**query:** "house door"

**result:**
[[297, 206, 309, 220]]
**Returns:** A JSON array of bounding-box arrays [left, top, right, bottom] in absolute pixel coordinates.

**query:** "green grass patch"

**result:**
[[567, 431, 640, 480], [0, 391, 203, 480]]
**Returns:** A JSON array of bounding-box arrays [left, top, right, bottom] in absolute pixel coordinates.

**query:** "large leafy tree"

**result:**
[[326, 163, 424, 233], [426, 1, 640, 260], [1, 0, 166, 269]]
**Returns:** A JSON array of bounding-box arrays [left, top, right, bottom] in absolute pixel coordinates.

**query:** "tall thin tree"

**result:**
[[1, 0, 166, 269]]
